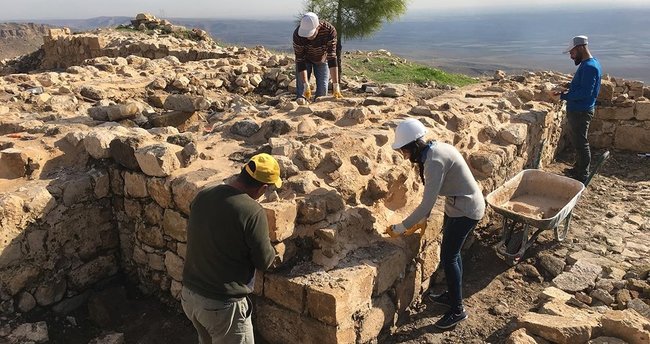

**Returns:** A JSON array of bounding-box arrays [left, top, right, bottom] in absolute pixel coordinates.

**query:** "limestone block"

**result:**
[[90, 169, 110, 199], [62, 175, 93, 206], [596, 106, 635, 120], [123, 172, 148, 198], [538, 287, 572, 303], [264, 273, 305, 312], [110, 136, 145, 171], [601, 309, 650, 344], [136, 225, 165, 248], [635, 100, 650, 120], [297, 189, 345, 224], [17, 291, 36, 312], [301, 316, 355, 344], [8, 322, 48, 343], [263, 201, 297, 242], [373, 244, 407, 295], [590, 288, 615, 305], [163, 208, 187, 242], [147, 177, 173, 208], [255, 299, 302, 344], [148, 253, 165, 271], [170, 169, 219, 215], [84, 131, 115, 159], [518, 312, 595, 344], [164, 251, 184, 281], [67, 255, 118, 290], [144, 202, 163, 225], [34, 277, 66, 306], [343, 107, 368, 124], [105, 103, 140, 121], [230, 120, 260, 137], [500, 123, 528, 145], [380, 83, 407, 97], [163, 94, 211, 112], [177, 243, 187, 259], [123, 199, 142, 218], [598, 80, 615, 102], [506, 328, 550, 344], [305, 264, 375, 326], [358, 295, 396, 343], [614, 125, 650, 152], [134, 143, 181, 177], [552, 259, 602, 292], [0, 148, 28, 178], [150, 111, 199, 130]]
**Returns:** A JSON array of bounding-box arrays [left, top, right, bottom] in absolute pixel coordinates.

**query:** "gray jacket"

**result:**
[[402, 142, 485, 229]]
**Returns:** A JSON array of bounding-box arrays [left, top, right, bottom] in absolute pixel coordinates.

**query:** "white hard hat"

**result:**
[[392, 118, 428, 150]]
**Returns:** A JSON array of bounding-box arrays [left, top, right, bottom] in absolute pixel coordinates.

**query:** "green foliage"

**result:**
[[305, 0, 407, 40], [345, 55, 477, 87]]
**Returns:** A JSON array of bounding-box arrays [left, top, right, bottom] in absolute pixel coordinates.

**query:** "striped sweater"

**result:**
[[292, 21, 338, 73]]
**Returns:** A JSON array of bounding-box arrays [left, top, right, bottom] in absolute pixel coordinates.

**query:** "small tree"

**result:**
[[305, 0, 408, 82]]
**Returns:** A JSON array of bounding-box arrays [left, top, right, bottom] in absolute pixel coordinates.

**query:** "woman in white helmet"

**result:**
[[388, 118, 485, 329]]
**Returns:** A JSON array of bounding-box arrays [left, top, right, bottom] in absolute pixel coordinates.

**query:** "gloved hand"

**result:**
[[404, 222, 426, 236], [304, 83, 312, 100], [333, 83, 343, 99], [384, 223, 407, 238]]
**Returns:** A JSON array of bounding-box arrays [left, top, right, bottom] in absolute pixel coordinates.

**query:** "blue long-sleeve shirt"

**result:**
[[561, 57, 602, 112]]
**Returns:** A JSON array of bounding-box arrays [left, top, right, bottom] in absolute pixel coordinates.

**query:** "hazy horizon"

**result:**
[[1, 1, 649, 21]]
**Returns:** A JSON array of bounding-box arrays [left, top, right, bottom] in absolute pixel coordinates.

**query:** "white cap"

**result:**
[[298, 12, 319, 38], [563, 35, 588, 54]]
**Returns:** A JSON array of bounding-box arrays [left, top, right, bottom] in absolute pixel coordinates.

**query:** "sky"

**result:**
[[2, 0, 649, 20]]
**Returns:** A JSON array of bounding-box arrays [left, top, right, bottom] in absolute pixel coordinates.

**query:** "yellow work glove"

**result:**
[[384, 223, 407, 238], [333, 83, 343, 99], [404, 222, 426, 236], [304, 83, 312, 100]]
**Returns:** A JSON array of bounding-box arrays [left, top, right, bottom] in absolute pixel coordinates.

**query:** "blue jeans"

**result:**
[[567, 109, 594, 181], [440, 214, 478, 311], [295, 62, 329, 99]]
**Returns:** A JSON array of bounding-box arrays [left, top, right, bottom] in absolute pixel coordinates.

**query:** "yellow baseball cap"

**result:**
[[245, 153, 282, 188]]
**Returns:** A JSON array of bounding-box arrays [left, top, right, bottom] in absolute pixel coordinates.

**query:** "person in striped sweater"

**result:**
[[293, 12, 342, 101]]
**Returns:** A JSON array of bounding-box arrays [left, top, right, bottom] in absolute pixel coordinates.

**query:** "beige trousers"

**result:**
[[181, 287, 254, 344]]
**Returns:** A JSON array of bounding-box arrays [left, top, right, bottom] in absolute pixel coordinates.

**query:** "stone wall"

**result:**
[[590, 77, 650, 152], [0, 172, 120, 316], [33, 28, 232, 72]]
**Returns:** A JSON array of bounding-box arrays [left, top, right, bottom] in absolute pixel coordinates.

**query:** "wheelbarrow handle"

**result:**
[[583, 150, 610, 188]]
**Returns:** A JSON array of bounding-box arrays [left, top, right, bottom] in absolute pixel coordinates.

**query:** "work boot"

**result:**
[[427, 291, 451, 308], [434, 307, 468, 329]]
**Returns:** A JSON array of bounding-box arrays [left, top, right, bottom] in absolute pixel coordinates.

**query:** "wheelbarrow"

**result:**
[[485, 151, 610, 265]]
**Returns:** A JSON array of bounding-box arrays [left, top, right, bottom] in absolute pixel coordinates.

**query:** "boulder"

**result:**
[[134, 143, 181, 177]]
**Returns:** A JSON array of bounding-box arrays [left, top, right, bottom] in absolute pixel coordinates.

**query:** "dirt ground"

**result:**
[[32, 149, 647, 344]]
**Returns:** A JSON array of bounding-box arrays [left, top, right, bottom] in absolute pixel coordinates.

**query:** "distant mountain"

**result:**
[[16, 16, 131, 31], [0, 23, 51, 60]]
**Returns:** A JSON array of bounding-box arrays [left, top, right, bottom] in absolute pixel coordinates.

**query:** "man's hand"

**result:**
[[333, 83, 343, 99], [304, 83, 312, 100], [384, 223, 407, 238]]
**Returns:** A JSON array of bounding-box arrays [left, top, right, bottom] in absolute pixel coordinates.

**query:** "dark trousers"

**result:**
[[567, 109, 594, 181], [440, 214, 479, 311]]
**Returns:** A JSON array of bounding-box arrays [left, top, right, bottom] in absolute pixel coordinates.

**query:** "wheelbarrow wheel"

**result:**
[[554, 213, 572, 242], [505, 230, 525, 266]]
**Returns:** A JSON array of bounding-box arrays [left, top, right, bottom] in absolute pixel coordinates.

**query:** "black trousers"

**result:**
[[566, 109, 594, 181]]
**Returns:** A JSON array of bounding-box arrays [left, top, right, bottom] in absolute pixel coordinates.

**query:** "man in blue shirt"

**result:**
[[556, 35, 602, 183]]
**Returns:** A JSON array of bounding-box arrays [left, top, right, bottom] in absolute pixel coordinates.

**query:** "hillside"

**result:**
[[0, 23, 51, 60]]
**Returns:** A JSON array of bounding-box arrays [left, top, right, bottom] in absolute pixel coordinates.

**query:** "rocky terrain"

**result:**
[[0, 14, 648, 344]]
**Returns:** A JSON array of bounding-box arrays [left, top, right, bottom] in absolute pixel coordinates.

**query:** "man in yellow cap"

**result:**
[[181, 153, 282, 344]]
